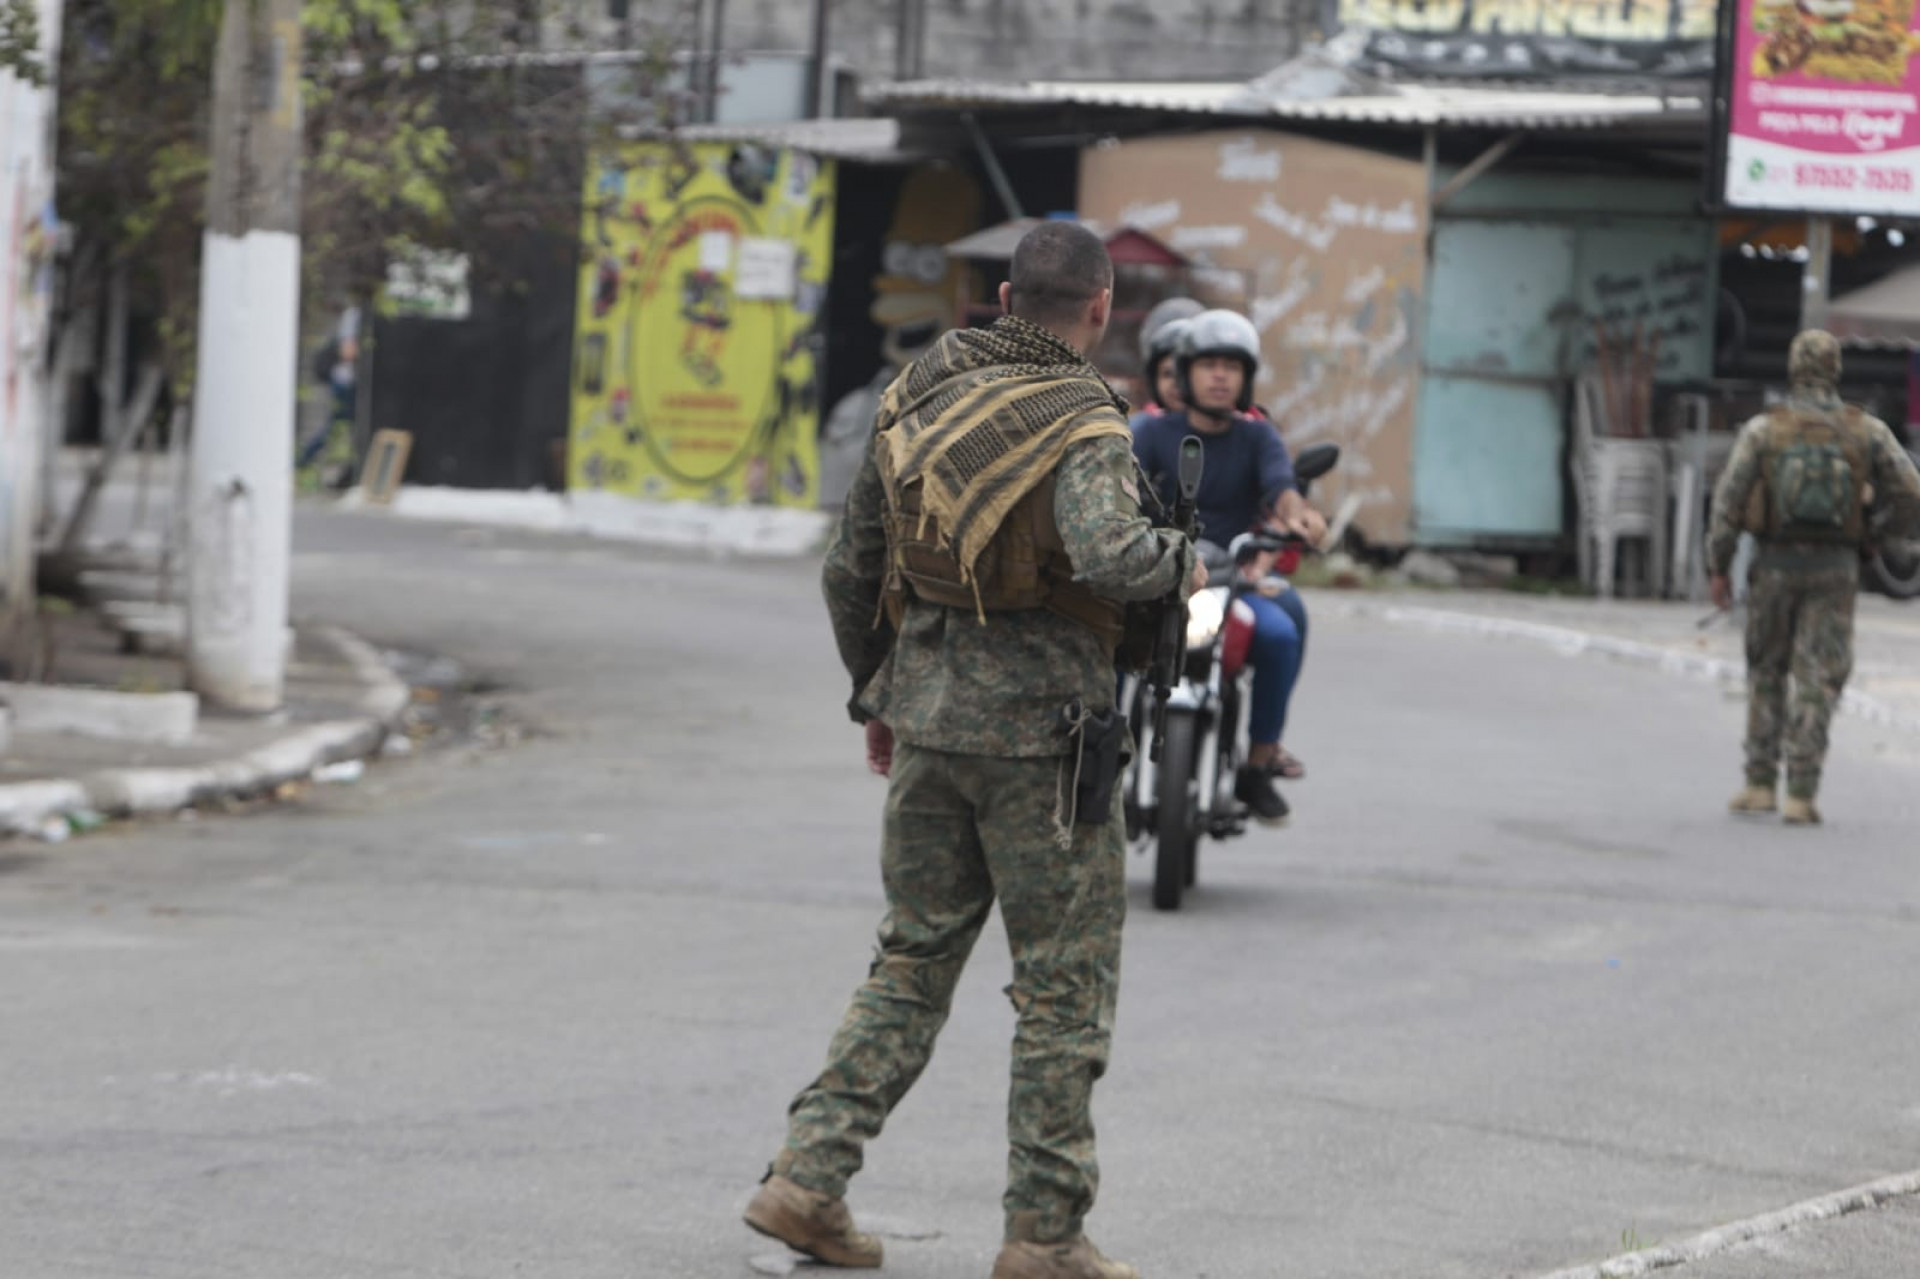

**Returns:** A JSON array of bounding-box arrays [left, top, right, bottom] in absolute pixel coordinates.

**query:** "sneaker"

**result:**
[[991, 1235, 1140, 1279], [1728, 784, 1777, 815], [1234, 765, 1290, 825], [743, 1174, 882, 1268]]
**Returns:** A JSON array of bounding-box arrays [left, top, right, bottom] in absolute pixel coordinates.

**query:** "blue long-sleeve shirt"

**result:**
[[1131, 411, 1297, 545]]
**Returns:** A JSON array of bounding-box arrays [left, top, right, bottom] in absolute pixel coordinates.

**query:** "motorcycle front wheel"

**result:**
[[1153, 711, 1200, 911]]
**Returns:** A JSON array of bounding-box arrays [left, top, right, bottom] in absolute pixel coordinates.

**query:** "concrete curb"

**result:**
[[1534, 1168, 1920, 1278], [338, 485, 834, 557], [0, 626, 412, 837], [1337, 601, 1920, 739], [0, 680, 199, 744]]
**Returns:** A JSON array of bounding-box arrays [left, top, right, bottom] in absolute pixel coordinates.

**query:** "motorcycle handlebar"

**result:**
[[1228, 530, 1314, 564]]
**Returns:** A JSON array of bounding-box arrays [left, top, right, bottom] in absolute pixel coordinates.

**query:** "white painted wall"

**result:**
[[0, 0, 64, 633]]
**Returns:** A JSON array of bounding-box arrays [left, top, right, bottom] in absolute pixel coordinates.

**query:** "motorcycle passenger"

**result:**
[[1128, 297, 1204, 427], [1131, 309, 1327, 824]]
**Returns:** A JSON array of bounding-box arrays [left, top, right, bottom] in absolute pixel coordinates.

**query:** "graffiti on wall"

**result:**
[[569, 141, 836, 507], [1083, 131, 1428, 543]]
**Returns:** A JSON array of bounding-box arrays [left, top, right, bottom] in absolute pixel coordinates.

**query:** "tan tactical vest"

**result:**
[[1744, 403, 1874, 545], [875, 446, 1126, 650]]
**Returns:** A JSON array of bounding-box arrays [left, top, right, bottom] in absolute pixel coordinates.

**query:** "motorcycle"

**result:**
[[1121, 442, 1341, 911], [1865, 442, 1920, 601]]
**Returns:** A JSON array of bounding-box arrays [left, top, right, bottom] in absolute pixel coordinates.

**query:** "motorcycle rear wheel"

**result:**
[[1868, 540, 1920, 600], [1154, 712, 1199, 911]]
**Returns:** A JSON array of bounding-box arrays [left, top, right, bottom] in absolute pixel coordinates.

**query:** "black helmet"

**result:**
[[1175, 309, 1261, 414]]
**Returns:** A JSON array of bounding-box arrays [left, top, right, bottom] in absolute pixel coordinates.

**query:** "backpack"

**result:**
[[1761, 405, 1872, 544]]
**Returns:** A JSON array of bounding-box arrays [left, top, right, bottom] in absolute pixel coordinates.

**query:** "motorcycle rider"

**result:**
[[1131, 309, 1327, 822], [1130, 304, 1311, 683]]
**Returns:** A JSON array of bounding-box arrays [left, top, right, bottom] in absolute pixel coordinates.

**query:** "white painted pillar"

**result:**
[[187, 231, 299, 710], [186, 0, 303, 712]]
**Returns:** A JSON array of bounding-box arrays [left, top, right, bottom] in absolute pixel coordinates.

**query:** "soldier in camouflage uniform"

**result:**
[[1707, 330, 1920, 825], [744, 222, 1199, 1279]]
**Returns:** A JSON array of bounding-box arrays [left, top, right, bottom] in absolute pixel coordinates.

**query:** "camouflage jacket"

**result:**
[[1707, 388, 1920, 575], [823, 378, 1194, 760]]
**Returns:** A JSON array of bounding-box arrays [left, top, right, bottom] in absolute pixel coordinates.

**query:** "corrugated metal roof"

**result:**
[[640, 118, 909, 160], [862, 77, 1706, 131], [864, 79, 1252, 114], [944, 217, 1188, 264]]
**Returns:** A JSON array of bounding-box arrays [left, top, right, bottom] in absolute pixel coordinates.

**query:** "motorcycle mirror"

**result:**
[[1294, 443, 1340, 483], [1177, 435, 1205, 501]]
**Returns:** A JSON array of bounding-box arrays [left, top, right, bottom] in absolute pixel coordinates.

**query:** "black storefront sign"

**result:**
[[1321, 0, 1717, 79]]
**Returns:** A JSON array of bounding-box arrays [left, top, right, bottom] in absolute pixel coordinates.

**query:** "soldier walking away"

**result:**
[[744, 222, 1202, 1278], [1707, 330, 1920, 825]]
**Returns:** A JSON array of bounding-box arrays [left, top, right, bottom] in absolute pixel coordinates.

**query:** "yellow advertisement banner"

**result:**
[[569, 141, 835, 506]]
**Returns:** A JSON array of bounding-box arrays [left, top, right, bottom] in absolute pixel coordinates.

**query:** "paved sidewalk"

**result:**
[[0, 620, 410, 836]]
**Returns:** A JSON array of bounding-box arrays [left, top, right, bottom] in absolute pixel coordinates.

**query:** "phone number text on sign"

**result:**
[[1793, 162, 1916, 193]]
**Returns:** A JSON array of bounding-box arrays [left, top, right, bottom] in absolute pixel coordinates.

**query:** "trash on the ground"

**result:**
[[34, 815, 71, 843], [273, 780, 309, 803], [380, 732, 414, 758], [66, 809, 108, 834], [313, 759, 366, 785]]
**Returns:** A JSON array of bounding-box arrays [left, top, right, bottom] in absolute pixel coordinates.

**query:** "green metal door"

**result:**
[[1414, 221, 1577, 545]]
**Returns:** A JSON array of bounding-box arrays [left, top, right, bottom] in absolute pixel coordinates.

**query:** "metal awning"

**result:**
[[869, 80, 1254, 114], [651, 117, 912, 161], [863, 76, 1707, 133], [1830, 264, 1920, 349], [945, 218, 1187, 266]]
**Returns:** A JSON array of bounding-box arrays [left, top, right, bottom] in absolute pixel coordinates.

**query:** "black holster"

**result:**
[[1065, 701, 1128, 826]]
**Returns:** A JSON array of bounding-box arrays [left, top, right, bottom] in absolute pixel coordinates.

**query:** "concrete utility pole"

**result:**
[[1801, 216, 1833, 333], [187, 0, 303, 712]]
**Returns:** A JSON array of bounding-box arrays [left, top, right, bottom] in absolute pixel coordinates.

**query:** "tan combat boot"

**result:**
[[1782, 796, 1822, 826], [1729, 784, 1777, 815], [991, 1236, 1140, 1279], [743, 1174, 882, 1268]]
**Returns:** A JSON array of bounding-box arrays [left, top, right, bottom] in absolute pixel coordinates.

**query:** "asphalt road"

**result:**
[[5, 507, 1920, 1279]]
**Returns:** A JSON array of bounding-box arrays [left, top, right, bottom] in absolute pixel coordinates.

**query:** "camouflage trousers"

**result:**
[[1744, 561, 1857, 799], [771, 742, 1126, 1244]]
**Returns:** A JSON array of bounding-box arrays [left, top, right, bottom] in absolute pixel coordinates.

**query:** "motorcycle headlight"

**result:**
[[1185, 588, 1226, 648]]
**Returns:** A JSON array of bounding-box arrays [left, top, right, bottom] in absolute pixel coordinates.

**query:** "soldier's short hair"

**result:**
[[1008, 222, 1113, 328], [1789, 329, 1843, 387]]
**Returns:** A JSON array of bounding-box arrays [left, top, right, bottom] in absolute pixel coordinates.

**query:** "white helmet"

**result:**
[[1137, 296, 1204, 367], [1142, 317, 1196, 381], [1176, 309, 1261, 413]]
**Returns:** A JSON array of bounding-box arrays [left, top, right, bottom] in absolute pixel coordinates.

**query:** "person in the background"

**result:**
[[1709, 330, 1920, 825], [299, 306, 360, 472], [1133, 309, 1326, 823], [1127, 296, 1202, 428]]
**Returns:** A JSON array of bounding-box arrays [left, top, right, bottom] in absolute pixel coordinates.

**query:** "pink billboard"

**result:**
[[1721, 0, 1920, 214]]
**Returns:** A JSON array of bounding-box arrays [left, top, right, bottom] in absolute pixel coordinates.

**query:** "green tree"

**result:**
[[0, 0, 45, 84], [55, 0, 689, 399]]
